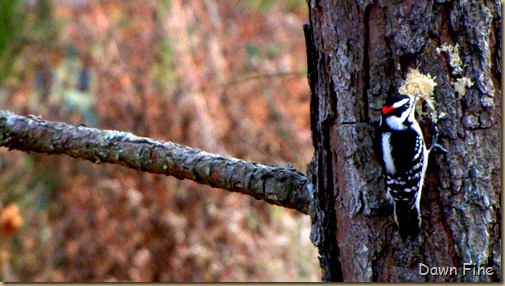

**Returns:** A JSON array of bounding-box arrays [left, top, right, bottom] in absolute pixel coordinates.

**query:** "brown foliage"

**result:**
[[0, 0, 318, 282], [0, 204, 22, 236]]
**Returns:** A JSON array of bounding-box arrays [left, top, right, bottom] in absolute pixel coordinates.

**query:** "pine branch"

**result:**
[[0, 110, 310, 214]]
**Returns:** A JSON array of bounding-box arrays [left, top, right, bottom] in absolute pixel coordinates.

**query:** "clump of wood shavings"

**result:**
[[398, 69, 438, 123]]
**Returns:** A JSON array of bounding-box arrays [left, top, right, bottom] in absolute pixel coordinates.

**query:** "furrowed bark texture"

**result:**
[[0, 110, 310, 214], [306, 0, 501, 282]]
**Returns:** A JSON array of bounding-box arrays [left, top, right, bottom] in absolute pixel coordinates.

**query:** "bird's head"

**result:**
[[381, 93, 419, 130]]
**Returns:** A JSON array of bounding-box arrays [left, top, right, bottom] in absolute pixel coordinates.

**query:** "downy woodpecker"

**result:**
[[379, 93, 428, 240]]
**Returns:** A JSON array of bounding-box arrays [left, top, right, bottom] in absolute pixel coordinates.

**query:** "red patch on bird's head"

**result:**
[[382, 105, 395, 114]]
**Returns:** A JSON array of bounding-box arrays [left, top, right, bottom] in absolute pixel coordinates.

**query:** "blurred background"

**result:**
[[0, 0, 318, 282]]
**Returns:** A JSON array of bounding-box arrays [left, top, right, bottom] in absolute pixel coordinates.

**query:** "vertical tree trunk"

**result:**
[[306, 0, 501, 282]]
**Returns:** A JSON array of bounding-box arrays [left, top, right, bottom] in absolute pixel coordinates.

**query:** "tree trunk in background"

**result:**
[[305, 0, 501, 282]]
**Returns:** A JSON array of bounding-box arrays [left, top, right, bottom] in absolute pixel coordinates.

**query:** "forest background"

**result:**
[[0, 0, 321, 281]]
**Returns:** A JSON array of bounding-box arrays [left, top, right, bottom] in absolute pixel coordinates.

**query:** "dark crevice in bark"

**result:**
[[398, 49, 426, 77], [423, 154, 460, 282], [488, 209, 501, 282], [304, 18, 343, 282], [431, 2, 453, 40], [304, 24, 319, 150], [488, 254, 499, 282], [383, 36, 398, 87], [490, 15, 501, 82], [321, 121, 343, 282], [486, 221, 499, 282], [439, 202, 462, 274]]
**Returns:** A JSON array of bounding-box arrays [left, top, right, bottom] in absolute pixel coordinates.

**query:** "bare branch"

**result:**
[[0, 110, 310, 214]]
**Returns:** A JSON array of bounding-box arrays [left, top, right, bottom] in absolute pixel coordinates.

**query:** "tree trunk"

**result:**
[[306, 0, 501, 282]]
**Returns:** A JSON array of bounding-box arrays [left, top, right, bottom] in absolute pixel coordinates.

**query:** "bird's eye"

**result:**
[[405, 102, 410, 108]]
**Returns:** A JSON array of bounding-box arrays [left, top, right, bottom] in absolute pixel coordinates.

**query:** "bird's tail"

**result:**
[[393, 201, 421, 241]]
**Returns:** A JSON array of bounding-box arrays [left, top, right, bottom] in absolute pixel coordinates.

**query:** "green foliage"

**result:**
[[284, 0, 307, 13], [243, 0, 275, 13], [151, 1, 179, 88], [152, 38, 178, 87], [0, 0, 62, 85], [0, 0, 26, 83], [241, 0, 307, 14]]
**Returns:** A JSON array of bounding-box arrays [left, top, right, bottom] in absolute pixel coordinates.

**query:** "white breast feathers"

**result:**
[[382, 132, 396, 174]]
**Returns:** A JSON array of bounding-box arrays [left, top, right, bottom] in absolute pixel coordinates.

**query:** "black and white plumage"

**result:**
[[378, 93, 428, 240]]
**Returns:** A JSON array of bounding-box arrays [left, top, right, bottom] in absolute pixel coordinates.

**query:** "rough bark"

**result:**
[[0, 110, 310, 214], [306, 0, 501, 282]]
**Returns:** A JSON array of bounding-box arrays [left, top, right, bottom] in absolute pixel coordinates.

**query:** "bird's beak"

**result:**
[[407, 93, 420, 118]]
